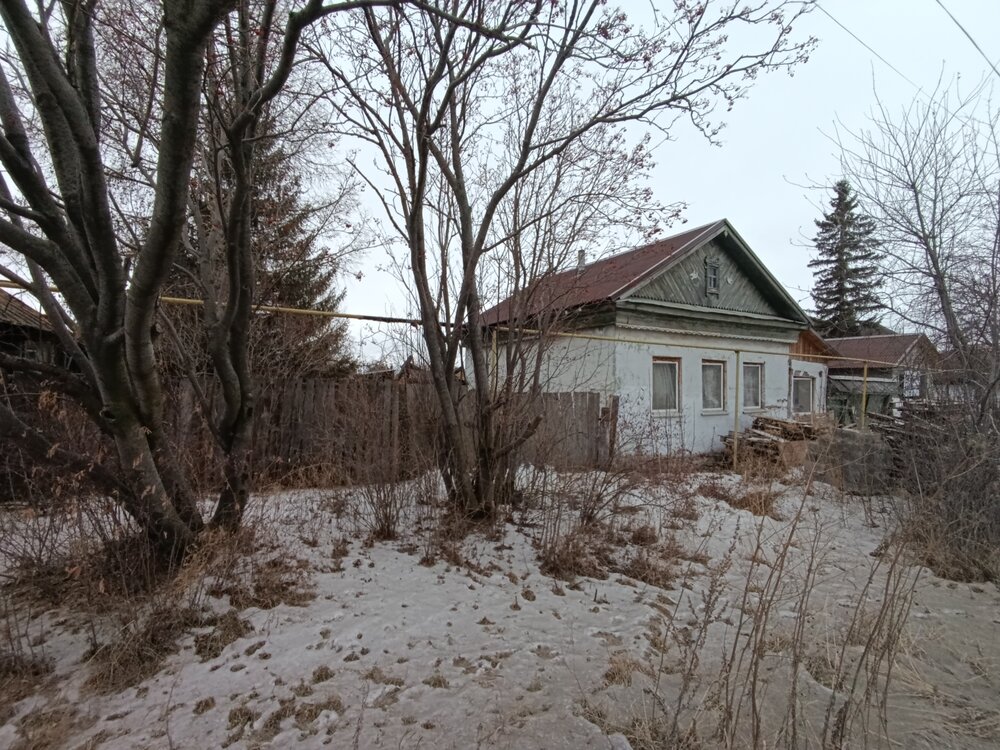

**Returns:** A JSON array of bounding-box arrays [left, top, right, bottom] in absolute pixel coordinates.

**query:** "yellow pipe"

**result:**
[[0, 279, 912, 371]]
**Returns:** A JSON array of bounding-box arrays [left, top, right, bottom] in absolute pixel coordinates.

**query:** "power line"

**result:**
[[933, 0, 1000, 84], [815, 2, 990, 130], [814, 3, 923, 92]]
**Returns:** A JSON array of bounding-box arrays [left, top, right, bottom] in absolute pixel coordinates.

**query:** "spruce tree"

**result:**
[[809, 179, 883, 337], [247, 141, 356, 379], [167, 135, 356, 381]]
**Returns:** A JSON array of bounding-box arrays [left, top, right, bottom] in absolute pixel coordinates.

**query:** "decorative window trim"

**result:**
[[705, 257, 720, 296]]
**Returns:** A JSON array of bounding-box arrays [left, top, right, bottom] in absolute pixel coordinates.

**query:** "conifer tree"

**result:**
[[246, 142, 357, 379], [809, 179, 883, 337], [167, 135, 357, 382]]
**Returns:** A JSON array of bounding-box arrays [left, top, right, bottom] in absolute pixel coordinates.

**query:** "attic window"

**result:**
[[705, 257, 720, 295]]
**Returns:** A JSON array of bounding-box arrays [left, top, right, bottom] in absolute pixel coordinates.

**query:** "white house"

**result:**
[[480, 219, 828, 454]]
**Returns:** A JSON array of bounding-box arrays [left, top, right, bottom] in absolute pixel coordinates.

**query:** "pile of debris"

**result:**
[[722, 415, 832, 465]]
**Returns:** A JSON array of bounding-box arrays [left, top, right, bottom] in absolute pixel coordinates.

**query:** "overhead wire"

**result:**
[[933, 0, 1000, 84], [815, 1, 994, 130], [814, 3, 923, 92]]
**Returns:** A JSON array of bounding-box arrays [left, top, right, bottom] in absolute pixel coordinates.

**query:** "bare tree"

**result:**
[[0, 0, 386, 555], [838, 82, 1000, 412], [841, 82, 1000, 580], [317, 1, 815, 517]]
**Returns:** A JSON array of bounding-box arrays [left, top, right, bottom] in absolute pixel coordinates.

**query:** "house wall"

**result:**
[[612, 327, 795, 454], [483, 324, 828, 456], [478, 327, 618, 397], [532, 327, 618, 397], [790, 358, 828, 420]]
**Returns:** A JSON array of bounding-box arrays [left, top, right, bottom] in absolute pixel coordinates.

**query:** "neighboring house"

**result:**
[[0, 287, 59, 365], [480, 219, 827, 454], [826, 333, 938, 423]]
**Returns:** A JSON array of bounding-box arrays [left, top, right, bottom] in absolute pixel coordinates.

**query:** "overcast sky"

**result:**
[[341, 0, 999, 359]]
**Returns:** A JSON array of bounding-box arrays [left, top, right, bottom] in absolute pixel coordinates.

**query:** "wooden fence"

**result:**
[[168, 378, 618, 485]]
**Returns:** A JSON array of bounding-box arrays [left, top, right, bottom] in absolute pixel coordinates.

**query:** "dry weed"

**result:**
[[0, 651, 52, 721], [194, 609, 252, 660], [697, 479, 779, 518], [85, 604, 205, 693], [10, 702, 90, 750]]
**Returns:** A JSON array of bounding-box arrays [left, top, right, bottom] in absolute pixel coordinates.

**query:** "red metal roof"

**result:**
[[827, 333, 928, 369], [480, 221, 723, 326], [0, 288, 52, 332]]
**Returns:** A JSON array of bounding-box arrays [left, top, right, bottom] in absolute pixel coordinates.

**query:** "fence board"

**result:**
[[162, 378, 617, 484]]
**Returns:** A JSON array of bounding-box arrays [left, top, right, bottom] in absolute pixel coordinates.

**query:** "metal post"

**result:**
[[733, 350, 741, 469], [860, 361, 869, 431], [490, 330, 498, 393]]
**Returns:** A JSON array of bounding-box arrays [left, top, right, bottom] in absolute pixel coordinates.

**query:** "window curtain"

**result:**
[[653, 362, 677, 410], [702, 364, 723, 410], [743, 364, 761, 408]]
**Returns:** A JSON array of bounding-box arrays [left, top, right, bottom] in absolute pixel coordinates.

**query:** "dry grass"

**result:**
[[620, 550, 675, 590], [85, 604, 205, 693], [696, 479, 780, 518], [194, 609, 252, 660], [9, 702, 90, 750], [630, 524, 658, 546], [0, 651, 52, 723], [538, 526, 614, 581], [312, 664, 334, 683], [217, 554, 315, 610], [422, 672, 449, 689], [604, 651, 650, 686], [364, 665, 405, 686]]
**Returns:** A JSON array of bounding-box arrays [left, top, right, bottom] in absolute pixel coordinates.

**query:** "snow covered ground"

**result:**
[[2, 471, 999, 749]]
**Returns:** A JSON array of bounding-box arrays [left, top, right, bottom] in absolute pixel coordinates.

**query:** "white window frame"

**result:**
[[742, 362, 764, 411], [701, 360, 726, 412], [792, 376, 814, 414], [651, 357, 680, 414]]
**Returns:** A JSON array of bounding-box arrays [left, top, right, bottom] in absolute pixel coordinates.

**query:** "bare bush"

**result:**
[[587, 472, 918, 749], [878, 403, 1000, 581], [357, 483, 408, 542]]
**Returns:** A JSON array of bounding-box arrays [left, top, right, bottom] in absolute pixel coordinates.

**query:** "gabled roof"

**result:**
[[480, 219, 808, 326], [0, 288, 51, 332], [827, 333, 934, 370]]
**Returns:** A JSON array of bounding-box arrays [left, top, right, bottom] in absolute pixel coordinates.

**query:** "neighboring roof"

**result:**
[[827, 333, 932, 370], [480, 219, 808, 327], [0, 288, 52, 332]]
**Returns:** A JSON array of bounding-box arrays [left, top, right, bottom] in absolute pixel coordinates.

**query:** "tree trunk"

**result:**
[[111, 418, 197, 558]]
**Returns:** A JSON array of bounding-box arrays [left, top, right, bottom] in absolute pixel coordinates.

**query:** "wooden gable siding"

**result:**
[[790, 330, 834, 360], [627, 238, 780, 317]]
